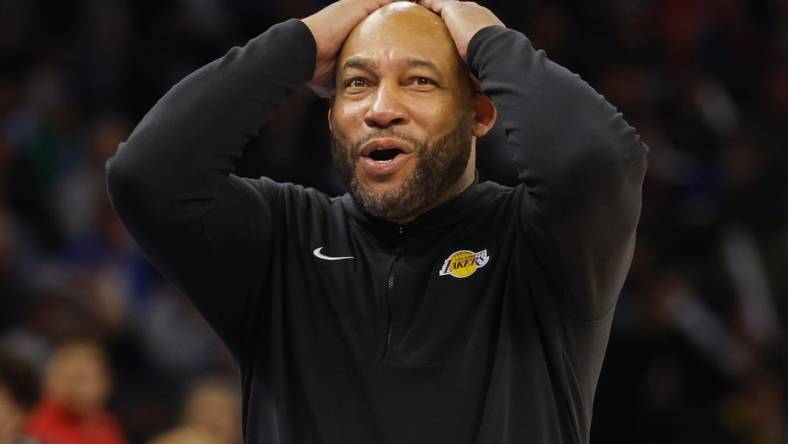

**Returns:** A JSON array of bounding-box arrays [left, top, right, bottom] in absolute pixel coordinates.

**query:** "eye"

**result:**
[[345, 78, 369, 89], [407, 76, 439, 91]]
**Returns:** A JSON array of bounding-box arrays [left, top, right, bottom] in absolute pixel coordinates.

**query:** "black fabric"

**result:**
[[106, 19, 648, 444]]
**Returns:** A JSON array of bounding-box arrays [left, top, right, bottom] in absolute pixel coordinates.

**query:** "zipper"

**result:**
[[380, 226, 404, 360]]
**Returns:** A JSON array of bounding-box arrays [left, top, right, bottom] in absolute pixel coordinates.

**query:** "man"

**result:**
[[0, 347, 39, 444], [26, 339, 126, 444], [106, 0, 648, 442]]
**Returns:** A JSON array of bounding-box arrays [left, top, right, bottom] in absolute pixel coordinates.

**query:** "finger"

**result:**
[[417, 0, 454, 15], [418, 0, 444, 14], [360, 0, 399, 14]]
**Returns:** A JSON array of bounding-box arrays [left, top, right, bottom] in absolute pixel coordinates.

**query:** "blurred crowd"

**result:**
[[0, 0, 786, 443]]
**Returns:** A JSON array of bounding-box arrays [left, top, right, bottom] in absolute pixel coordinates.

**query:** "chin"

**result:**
[[358, 179, 406, 195], [355, 169, 411, 194]]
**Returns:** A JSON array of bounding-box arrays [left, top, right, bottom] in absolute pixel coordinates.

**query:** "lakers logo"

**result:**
[[439, 249, 490, 278]]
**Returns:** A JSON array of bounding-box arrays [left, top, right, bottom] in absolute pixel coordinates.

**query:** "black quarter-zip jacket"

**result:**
[[106, 19, 648, 444]]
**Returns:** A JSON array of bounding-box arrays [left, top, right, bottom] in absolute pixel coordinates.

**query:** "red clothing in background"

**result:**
[[25, 399, 126, 444]]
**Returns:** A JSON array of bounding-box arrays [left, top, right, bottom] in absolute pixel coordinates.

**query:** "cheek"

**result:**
[[407, 99, 465, 141], [330, 102, 365, 143]]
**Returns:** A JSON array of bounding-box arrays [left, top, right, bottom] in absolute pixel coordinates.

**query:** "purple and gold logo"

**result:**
[[439, 249, 490, 278]]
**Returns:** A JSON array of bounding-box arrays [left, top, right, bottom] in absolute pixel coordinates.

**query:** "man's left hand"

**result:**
[[417, 0, 505, 62]]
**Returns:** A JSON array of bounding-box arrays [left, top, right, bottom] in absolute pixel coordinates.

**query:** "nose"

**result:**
[[364, 82, 408, 129]]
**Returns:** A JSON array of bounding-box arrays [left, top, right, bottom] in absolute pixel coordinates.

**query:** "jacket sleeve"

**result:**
[[467, 26, 648, 320], [105, 19, 317, 357]]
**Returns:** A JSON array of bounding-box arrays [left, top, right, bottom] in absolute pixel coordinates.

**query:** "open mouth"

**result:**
[[359, 137, 413, 160], [358, 138, 415, 176], [368, 147, 405, 162]]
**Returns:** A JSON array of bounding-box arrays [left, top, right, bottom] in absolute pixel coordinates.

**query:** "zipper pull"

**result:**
[[395, 226, 405, 256]]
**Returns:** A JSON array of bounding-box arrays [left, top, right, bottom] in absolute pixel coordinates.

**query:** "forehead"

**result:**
[[338, 4, 460, 74], [51, 344, 105, 368]]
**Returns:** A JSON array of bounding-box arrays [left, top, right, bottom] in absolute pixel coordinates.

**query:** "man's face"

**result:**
[[329, 2, 475, 222]]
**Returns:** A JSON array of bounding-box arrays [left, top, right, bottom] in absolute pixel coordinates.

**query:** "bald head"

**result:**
[[337, 2, 468, 92], [347, 2, 450, 45]]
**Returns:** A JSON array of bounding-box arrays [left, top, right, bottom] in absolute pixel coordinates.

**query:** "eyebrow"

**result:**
[[341, 56, 441, 75], [403, 57, 440, 74], [342, 57, 376, 72]]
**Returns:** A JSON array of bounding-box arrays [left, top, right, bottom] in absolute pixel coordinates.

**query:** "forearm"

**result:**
[[468, 26, 648, 319], [106, 19, 316, 223], [468, 26, 645, 211], [104, 19, 316, 353]]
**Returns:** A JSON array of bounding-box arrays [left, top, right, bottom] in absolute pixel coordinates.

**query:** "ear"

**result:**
[[470, 91, 496, 138], [327, 105, 334, 133]]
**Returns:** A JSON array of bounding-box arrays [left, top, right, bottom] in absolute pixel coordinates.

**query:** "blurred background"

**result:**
[[0, 0, 786, 442]]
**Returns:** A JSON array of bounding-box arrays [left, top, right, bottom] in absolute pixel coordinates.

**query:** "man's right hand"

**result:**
[[301, 0, 396, 97]]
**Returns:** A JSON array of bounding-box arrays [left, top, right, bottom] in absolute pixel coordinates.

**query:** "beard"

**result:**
[[331, 113, 473, 222]]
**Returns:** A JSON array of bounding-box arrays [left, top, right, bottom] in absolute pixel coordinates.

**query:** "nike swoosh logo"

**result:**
[[313, 247, 354, 261]]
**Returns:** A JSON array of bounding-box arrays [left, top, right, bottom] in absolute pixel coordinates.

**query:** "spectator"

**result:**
[[148, 427, 216, 444], [25, 338, 125, 444], [0, 347, 40, 444], [149, 377, 240, 444]]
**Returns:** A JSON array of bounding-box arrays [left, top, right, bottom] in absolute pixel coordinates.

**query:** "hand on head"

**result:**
[[302, 0, 399, 97], [301, 0, 504, 97], [416, 0, 505, 62]]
